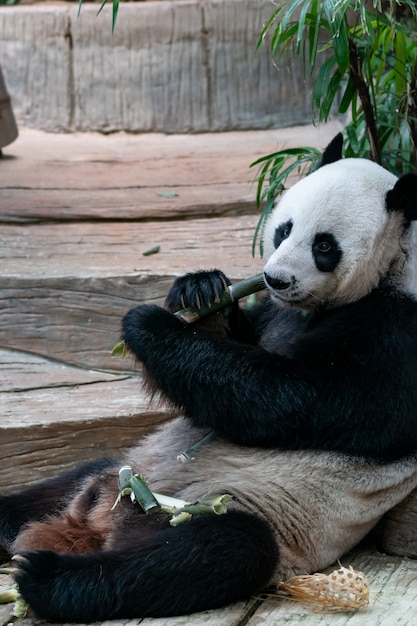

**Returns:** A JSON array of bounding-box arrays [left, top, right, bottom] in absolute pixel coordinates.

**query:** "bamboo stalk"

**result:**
[[177, 432, 216, 462], [174, 273, 265, 324], [0, 589, 18, 604], [112, 272, 266, 357]]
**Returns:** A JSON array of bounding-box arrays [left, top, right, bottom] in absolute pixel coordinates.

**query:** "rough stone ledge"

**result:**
[[0, 0, 314, 133]]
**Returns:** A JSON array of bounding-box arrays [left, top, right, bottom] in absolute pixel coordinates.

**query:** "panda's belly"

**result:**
[[123, 417, 417, 579]]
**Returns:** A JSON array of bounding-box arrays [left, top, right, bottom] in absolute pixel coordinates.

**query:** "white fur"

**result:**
[[262, 159, 410, 310]]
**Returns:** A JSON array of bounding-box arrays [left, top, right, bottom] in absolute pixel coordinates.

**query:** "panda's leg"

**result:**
[[14, 510, 278, 622], [0, 458, 115, 557]]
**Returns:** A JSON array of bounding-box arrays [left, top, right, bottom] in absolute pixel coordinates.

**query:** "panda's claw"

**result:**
[[11, 554, 30, 566], [165, 270, 232, 314]]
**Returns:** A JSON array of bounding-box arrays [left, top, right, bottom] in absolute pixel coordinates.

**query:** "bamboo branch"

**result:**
[[408, 57, 417, 166], [348, 39, 381, 164]]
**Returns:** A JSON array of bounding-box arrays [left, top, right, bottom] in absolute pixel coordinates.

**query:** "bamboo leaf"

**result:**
[[345, 124, 360, 154], [251, 146, 322, 168], [395, 29, 407, 96], [96, 0, 108, 17], [312, 54, 337, 110], [308, 0, 324, 69], [250, 148, 321, 255], [112, 0, 120, 33], [338, 75, 355, 113], [296, 1, 313, 54], [323, 0, 350, 74]]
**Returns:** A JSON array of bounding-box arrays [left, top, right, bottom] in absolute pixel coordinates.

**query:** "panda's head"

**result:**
[[262, 136, 417, 311]]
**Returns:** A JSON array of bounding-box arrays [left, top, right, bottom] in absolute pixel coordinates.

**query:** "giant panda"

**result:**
[[2, 135, 417, 622]]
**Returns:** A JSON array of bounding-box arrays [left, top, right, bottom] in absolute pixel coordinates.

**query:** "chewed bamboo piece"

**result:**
[[276, 565, 369, 613], [111, 466, 232, 526]]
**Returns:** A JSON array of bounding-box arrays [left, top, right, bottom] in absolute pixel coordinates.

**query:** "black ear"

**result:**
[[386, 173, 417, 222], [319, 133, 343, 167]]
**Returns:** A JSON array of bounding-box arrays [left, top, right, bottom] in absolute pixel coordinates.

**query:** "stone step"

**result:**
[[0, 0, 314, 134], [0, 125, 338, 223], [0, 123, 341, 370]]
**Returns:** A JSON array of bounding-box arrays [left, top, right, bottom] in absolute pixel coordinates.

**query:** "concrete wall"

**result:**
[[0, 0, 314, 133]]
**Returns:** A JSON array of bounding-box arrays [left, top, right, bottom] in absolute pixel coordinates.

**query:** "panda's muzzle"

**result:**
[[263, 271, 294, 292]]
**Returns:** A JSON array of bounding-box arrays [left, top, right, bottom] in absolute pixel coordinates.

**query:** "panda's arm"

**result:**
[[122, 303, 321, 447], [122, 297, 417, 461]]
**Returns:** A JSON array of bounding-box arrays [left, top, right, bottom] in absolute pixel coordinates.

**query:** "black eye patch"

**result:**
[[312, 233, 342, 272], [274, 220, 292, 248]]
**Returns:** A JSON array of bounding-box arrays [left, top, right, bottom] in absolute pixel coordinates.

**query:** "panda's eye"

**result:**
[[317, 241, 332, 253], [313, 232, 342, 273]]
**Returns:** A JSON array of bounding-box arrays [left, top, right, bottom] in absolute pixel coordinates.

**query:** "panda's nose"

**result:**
[[264, 272, 293, 291]]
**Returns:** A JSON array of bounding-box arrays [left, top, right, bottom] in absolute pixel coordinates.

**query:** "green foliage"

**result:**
[[78, 0, 120, 33], [252, 0, 417, 253], [250, 147, 322, 256]]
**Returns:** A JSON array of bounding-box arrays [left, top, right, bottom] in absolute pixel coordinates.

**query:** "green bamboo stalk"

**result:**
[[174, 273, 265, 324], [0, 589, 18, 604], [176, 432, 216, 462]]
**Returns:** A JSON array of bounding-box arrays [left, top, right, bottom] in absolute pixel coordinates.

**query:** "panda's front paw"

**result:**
[[165, 270, 231, 313], [122, 304, 184, 363]]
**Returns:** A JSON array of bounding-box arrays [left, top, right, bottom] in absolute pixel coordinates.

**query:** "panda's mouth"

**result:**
[[270, 289, 306, 306], [268, 288, 317, 310], [263, 271, 324, 310]]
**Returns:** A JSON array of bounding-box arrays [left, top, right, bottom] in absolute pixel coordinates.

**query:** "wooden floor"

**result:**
[[1, 123, 417, 625]]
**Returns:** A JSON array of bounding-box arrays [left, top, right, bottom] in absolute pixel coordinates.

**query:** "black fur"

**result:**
[[273, 220, 293, 248], [320, 132, 343, 166], [14, 512, 277, 621], [386, 173, 417, 221], [312, 232, 342, 272], [122, 285, 417, 462]]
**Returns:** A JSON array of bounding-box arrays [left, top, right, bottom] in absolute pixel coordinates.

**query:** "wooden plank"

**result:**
[[0, 185, 258, 224], [0, 217, 264, 369], [0, 348, 127, 393], [0, 348, 175, 492], [0, 124, 342, 222], [0, 217, 262, 278], [102, 600, 260, 626], [0, 408, 174, 493]]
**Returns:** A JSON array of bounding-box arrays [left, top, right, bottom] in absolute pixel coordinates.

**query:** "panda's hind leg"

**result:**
[[14, 510, 278, 622], [0, 458, 115, 558]]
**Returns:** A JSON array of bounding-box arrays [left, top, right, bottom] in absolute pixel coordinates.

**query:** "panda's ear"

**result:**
[[386, 173, 417, 222], [319, 133, 343, 167]]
